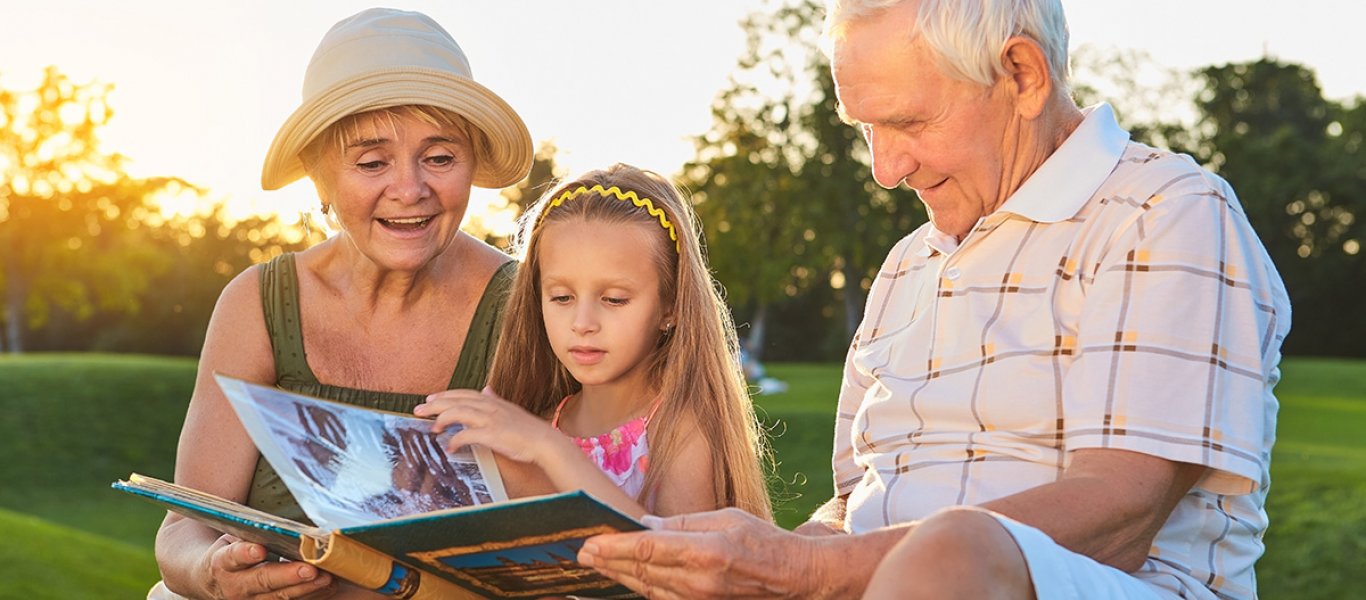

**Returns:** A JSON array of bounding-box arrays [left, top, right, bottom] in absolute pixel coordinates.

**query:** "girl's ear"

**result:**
[[656, 317, 676, 348]]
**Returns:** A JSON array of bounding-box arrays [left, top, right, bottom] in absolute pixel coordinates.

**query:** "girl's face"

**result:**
[[317, 111, 476, 272], [538, 219, 670, 396]]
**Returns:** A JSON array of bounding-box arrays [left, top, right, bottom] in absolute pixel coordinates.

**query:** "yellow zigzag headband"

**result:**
[[537, 184, 681, 253]]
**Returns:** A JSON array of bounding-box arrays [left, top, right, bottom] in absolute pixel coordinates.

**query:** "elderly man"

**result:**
[[578, 0, 1290, 598]]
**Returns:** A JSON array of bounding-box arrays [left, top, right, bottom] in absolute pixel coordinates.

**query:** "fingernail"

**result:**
[[578, 545, 597, 566], [641, 515, 663, 529], [298, 565, 315, 580], [249, 546, 263, 560]]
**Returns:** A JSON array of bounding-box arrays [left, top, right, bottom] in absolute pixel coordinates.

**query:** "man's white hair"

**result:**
[[823, 0, 1070, 91]]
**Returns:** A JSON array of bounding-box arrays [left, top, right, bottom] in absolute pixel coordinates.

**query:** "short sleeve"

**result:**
[[1062, 169, 1289, 495]]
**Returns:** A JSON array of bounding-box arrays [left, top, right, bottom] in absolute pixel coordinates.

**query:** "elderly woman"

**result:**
[[154, 9, 541, 598]]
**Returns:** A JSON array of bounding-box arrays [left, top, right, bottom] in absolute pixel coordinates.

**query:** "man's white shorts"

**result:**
[[991, 514, 1170, 600]]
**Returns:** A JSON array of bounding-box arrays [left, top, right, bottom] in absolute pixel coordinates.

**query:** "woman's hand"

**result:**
[[416, 388, 571, 466], [199, 535, 335, 599]]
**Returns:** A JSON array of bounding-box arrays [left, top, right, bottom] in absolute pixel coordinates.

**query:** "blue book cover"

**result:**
[[112, 474, 313, 562], [114, 374, 647, 598], [115, 475, 646, 598]]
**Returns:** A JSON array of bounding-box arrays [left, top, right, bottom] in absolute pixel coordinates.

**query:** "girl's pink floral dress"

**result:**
[[551, 396, 661, 499]]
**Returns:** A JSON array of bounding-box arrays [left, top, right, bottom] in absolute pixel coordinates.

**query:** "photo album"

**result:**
[[114, 374, 645, 599]]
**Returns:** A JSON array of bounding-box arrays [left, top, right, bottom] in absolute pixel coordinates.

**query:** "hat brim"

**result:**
[[261, 67, 533, 190]]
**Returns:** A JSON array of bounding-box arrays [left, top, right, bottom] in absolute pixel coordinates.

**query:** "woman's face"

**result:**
[[316, 110, 477, 272]]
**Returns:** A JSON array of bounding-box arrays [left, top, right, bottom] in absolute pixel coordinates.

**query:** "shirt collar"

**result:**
[[921, 222, 970, 256], [918, 103, 1128, 257], [995, 103, 1130, 223]]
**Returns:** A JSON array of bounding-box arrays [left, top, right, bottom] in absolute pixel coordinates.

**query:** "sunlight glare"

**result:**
[[148, 186, 207, 220], [58, 101, 85, 127]]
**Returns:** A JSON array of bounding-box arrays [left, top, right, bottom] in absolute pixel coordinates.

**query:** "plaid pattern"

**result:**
[[833, 105, 1290, 600]]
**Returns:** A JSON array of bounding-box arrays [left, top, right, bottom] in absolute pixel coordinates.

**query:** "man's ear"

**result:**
[[1000, 36, 1053, 120]]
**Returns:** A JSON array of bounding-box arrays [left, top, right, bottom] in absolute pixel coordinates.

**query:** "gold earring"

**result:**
[[321, 203, 331, 215]]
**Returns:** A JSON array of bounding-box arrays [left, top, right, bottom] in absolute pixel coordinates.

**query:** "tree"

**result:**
[[795, 43, 924, 339], [468, 140, 564, 250], [1186, 60, 1366, 355], [91, 206, 321, 355], [1073, 51, 1366, 356], [1069, 46, 1203, 154], [682, 0, 923, 360], [0, 68, 181, 352]]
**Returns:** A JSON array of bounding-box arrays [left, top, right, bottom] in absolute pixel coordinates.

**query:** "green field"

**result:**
[[0, 354, 1361, 598]]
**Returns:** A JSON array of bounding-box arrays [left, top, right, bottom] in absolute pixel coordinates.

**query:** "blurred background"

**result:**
[[1, 1, 1362, 597]]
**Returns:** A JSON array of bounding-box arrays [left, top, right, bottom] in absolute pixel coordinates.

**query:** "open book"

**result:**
[[114, 374, 644, 599]]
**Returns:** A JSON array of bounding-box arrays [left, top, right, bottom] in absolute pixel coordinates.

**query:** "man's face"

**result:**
[[832, 3, 1021, 239]]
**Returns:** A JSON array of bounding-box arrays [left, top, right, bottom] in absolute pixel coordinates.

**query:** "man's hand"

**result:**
[[577, 509, 833, 599]]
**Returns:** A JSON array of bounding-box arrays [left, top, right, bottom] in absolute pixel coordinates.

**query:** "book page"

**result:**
[[114, 474, 322, 561], [216, 374, 508, 530]]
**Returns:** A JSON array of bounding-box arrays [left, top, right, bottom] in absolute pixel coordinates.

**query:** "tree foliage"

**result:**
[[1, 68, 320, 354], [1186, 60, 1365, 356], [1074, 52, 1365, 356], [469, 140, 564, 251], [0, 68, 178, 352], [11, 47, 1366, 359], [1070, 46, 1204, 153], [682, 0, 923, 360]]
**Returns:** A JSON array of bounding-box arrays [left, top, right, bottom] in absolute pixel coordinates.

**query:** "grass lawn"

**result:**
[[1, 353, 1361, 598], [0, 507, 161, 599], [0, 353, 192, 548], [1255, 359, 1366, 595]]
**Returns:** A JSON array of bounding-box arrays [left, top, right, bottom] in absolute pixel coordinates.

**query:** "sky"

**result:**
[[4, 0, 1364, 224]]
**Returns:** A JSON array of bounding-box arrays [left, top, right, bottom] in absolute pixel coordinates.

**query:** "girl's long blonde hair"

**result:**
[[486, 163, 771, 517]]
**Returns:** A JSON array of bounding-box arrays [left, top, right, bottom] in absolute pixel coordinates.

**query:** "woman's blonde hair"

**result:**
[[486, 163, 771, 517]]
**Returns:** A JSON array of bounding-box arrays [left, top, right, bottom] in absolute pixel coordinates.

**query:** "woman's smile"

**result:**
[[376, 214, 438, 233]]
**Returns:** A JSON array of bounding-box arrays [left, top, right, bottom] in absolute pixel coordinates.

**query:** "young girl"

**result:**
[[416, 164, 770, 519]]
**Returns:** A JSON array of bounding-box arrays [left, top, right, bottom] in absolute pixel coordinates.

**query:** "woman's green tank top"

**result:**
[[245, 254, 516, 523]]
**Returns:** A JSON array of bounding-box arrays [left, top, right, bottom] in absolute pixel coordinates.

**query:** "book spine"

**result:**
[[300, 535, 480, 600]]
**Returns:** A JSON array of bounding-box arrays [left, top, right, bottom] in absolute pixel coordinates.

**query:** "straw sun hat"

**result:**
[[260, 8, 533, 190]]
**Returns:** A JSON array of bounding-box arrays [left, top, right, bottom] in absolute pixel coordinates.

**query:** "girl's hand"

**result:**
[[416, 388, 571, 466], [419, 389, 651, 520]]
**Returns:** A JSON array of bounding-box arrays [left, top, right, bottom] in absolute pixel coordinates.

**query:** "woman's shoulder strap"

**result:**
[[448, 260, 518, 389], [258, 253, 318, 386]]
